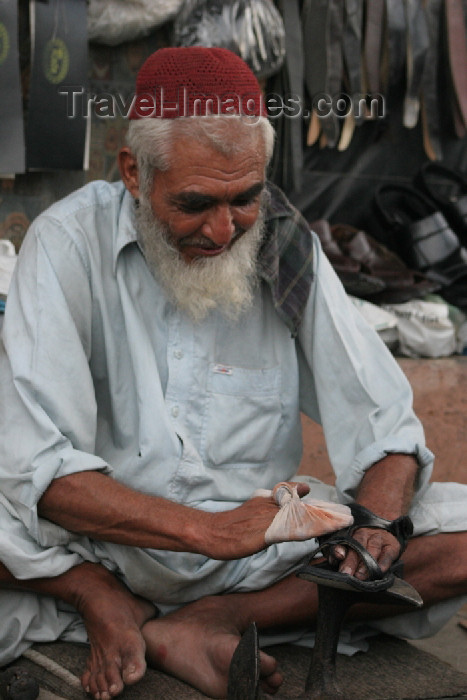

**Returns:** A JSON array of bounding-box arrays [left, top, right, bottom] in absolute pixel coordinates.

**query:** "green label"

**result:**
[[43, 37, 69, 84]]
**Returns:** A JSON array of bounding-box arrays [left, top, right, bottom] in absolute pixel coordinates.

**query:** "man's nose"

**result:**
[[201, 205, 236, 246]]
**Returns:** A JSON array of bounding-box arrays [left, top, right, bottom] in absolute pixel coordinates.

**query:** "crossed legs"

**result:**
[[141, 531, 467, 698], [1, 531, 466, 700]]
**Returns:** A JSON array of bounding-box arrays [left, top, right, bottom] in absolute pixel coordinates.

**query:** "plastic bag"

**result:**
[[349, 296, 399, 351], [254, 482, 354, 546], [87, 0, 184, 46], [173, 0, 286, 79], [382, 299, 457, 358]]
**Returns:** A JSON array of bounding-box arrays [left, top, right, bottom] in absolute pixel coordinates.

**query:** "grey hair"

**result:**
[[126, 116, 275, 199]]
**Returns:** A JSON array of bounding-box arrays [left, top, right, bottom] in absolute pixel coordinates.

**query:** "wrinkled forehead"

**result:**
[[170, 116, 268, 162], [153, 134, 266, 204]]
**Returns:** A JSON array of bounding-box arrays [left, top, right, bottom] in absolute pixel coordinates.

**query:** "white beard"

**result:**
[[134, 198, 265, 323]]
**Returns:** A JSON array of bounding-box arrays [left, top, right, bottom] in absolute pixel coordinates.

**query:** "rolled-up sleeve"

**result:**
[[0, 215, 110, 552], [297, 235, 434, 502]]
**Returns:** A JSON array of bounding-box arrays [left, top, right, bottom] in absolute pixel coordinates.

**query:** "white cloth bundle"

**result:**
[[255, 482, 354, 545], [382, 299, 457, 358]]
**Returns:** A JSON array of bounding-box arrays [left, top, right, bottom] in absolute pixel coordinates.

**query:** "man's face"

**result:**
[[134, 128, 267, 322], [148, 134, 266, 264]]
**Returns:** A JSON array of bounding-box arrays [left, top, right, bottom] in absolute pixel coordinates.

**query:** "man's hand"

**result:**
[[326, 452, 419, 579], [196, 481, 311, 560], [329, 527, 402, 580], [206, 496, 282, 559]]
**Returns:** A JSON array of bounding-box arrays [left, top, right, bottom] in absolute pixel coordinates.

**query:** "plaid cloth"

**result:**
[[259, 182, 315, 337]]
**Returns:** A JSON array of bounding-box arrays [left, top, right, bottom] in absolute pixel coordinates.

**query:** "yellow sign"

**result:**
[[0, 22, 9, 67], [43, 38, 69, 84]]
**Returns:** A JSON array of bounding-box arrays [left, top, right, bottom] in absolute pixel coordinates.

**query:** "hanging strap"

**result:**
[[445, 0, 467, 138], [385, 0, 407, 89], [0, 0, 25, 174], [338, 0, 364, 149], [343, 0, 363, 99], [421, 0, 443, 160], [302, 0, 345, 149], [302, 0, 328, 146], [363, 0, 386, 95], [403, 0, 430, 128], [277, 0, 304, 193], [324, 0, 346, 148]]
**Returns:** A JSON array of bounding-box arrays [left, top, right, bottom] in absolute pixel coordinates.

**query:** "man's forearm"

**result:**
[[355, 453, 419, 519], [38, 470, 211, 553], [37, 470, 281, 560]]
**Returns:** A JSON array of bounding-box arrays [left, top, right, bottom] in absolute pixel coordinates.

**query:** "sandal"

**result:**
[[0, 666, 39, 700], [297, 503, 422, 605], [415, 161, 467, 244]]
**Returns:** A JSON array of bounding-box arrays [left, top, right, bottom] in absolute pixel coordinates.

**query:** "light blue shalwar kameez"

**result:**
[[0, 181, 465, 662]]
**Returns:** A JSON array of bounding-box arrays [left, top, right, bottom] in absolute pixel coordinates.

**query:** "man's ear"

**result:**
[[118, 147, 140, 199]]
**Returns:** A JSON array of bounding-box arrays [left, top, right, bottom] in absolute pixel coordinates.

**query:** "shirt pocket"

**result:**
[[201, 364, 282, 467]]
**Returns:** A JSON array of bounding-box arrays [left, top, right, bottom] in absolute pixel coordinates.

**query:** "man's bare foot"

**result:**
[[142, 596, 283, 699], [75, 570, 156, 700], [0, 561, 157, 700]]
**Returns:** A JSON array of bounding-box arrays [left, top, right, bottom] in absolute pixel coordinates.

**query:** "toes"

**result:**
[[81, 665, 99, 698], [83, 659, 144, 698], [94, 669, 117, 700], [81, 659, 124, 699], [122, 663, 146, 686], [121, 646, 146, 685], [81, 670, 98, 698], [259, 651, 283, 695], [258, 650, 278, 677], [261, 669, 283, 694], [81, 668, 91, 693], [106, 674, 124, 698], [81, 634, 146, 699]]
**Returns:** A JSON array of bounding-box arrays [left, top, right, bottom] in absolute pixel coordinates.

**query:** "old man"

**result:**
[[0, 48, 466, 700]]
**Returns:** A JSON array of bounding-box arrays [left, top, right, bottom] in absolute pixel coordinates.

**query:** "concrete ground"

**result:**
[[299, 356, 467, 674], [409, 601, 467, 674]]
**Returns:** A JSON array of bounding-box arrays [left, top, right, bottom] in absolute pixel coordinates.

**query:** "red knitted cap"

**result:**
[[128, 47, 266, 119]]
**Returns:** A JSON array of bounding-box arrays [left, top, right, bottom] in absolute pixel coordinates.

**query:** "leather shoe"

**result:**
[[374, 183, 467, 310], [331, 223, 440, 304], [310, 219, 386, 297]]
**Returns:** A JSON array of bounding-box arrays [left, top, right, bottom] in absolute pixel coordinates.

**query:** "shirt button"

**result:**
[[173, 350, 183, 359], [171, 406, 180, 418]]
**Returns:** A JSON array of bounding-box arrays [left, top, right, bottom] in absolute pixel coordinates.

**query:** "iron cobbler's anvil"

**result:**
[[227, 504, 423, 700]]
